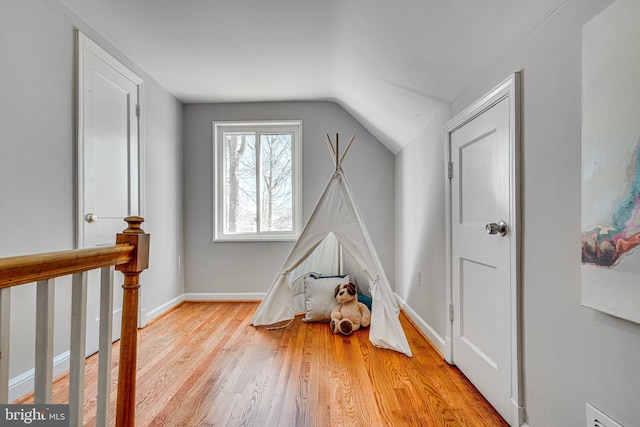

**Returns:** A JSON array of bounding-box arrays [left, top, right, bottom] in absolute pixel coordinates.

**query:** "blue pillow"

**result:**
[[358, 294, 372, 311]]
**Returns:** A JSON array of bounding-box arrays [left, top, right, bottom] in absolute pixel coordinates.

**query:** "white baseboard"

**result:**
[[145, 293, 264, 322], [395, 293, 447, 356], [144, 294, 185, 324], [183, 292, 265, 302], [9, 350, 70, 403]]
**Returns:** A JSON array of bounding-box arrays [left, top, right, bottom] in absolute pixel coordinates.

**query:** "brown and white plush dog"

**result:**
[[330, 282, 371, 336]]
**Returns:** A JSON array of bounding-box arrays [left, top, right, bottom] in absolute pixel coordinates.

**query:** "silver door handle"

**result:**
[[486, 220, 507, 236], [86, 213, 98, 223]]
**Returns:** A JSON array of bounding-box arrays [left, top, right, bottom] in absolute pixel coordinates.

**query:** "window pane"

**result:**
[[224, 133, 256, 233], [260, 134, 293, 232]]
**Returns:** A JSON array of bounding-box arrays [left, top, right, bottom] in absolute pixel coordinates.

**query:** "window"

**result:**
[[213, 121, 302, 241]]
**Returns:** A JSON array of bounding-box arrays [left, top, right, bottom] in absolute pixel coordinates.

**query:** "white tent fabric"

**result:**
[[290, 232, 340, 312], [250, 170, 412, 357]]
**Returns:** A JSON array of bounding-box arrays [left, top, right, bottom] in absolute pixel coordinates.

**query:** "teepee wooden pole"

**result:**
[[335, 133, 340, 170], [325, 134, 338, 168], [339, 134, 356, 168], [326, 133, 356, 172]]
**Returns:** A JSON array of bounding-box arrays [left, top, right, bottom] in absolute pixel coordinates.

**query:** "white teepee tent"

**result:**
[[250, 135, 412, 357]]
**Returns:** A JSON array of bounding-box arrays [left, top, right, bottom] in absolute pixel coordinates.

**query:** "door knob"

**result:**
[[86, 213, 98, 223], [486, 220, 507, 236]]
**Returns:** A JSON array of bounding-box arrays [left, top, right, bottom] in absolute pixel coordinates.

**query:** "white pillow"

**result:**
[[302, 274, 350, 322]]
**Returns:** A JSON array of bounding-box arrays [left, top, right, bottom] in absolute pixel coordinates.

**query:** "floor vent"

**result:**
[[586, 403, 623, 427]]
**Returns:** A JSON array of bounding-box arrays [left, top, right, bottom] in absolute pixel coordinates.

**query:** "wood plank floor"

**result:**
[[17, 302, 508, 426]]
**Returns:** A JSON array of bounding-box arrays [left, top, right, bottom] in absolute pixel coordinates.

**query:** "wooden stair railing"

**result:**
[[0, 216, 150, 427]]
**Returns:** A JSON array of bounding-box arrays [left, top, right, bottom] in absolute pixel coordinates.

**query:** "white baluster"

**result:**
[[0, 288, 10, 403], [35, 279, 55, 403], [96, 266, 114, 427], [69, 272, 87, 427]]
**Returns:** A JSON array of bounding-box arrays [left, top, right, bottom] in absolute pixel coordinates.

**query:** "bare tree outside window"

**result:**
[[224, 133, 256, 233], [261, 134, 293, 231]]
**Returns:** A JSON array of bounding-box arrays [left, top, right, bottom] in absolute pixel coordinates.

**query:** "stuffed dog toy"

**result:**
[[330, 282, 371, 336]]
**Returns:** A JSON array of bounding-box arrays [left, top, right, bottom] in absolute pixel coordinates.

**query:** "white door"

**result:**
[[77, 32, 144, 357], [446, 75, 521, 425]]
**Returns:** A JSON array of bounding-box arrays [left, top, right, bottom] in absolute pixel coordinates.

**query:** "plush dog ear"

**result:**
[[347, 282, 356, 295], [334, 284, 342, 298]]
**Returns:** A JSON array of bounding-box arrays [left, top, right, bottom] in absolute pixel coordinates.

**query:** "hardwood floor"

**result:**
[[17, 302, 508, 426]]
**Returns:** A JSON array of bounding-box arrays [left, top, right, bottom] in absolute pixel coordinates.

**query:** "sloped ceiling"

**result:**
[[59, 0, 564, 153]]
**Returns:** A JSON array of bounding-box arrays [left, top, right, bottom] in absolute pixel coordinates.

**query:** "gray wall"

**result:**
[[0, 0, 184, 395], [183, 102, 395, 295], [396, 0, 640, 425]]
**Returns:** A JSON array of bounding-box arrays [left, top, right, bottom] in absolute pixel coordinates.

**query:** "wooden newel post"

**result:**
[[115, 216, 150, 427]]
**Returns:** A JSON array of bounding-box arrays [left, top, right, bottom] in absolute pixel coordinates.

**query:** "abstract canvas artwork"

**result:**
[[581, 0, 640, 324]]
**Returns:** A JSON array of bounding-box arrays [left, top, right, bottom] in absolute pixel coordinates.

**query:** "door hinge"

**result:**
[[449, 304, 454, 321], [136, 105, 141, 118], [447, 161, 453, 179]]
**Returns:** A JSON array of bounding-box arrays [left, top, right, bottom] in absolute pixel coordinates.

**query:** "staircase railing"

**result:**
[[0, 216, 150, 427]]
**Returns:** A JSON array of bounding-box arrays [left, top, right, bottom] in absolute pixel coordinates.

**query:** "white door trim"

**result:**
[[443, 72, 522, 426], [76, 31, 147, 328]]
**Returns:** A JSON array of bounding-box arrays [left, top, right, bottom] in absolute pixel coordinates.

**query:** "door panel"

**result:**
[[459, 130, 503, 224], [451, 97, 512, 421], [87, 75, 130, 217], [460, 258, 498, 366]]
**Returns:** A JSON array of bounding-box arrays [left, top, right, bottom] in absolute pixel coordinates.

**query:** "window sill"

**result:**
[[213, 234, 300, 243]]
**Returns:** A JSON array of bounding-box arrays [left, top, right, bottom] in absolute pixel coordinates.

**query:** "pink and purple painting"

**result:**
[[581, 148, 640, 267], [581, 0, 640, 324]]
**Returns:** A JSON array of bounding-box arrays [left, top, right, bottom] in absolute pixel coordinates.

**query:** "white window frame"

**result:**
[[213, 120, 302, 242]]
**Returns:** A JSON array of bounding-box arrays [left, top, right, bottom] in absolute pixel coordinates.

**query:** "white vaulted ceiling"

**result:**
[[59, 0, 564, 153]]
